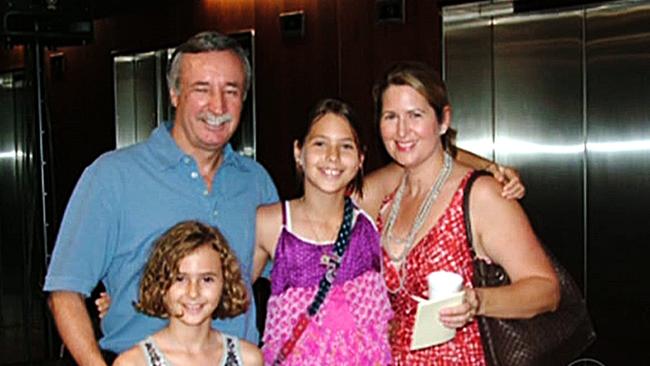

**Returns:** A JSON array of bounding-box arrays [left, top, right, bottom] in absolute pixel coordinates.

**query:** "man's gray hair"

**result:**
[[167, 31, 252, 99]]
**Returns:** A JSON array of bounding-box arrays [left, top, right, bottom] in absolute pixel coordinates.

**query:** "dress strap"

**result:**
[[281, 200, 288, 227], [219, 333, 244, 366], [139, 337, 169, 366]]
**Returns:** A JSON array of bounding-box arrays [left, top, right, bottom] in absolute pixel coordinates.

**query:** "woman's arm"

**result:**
[[469, 176, 559, 318], [439, 176, 558, 328]]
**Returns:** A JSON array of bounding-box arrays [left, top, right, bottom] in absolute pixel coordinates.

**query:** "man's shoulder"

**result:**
[[89, 142, 153, 171]]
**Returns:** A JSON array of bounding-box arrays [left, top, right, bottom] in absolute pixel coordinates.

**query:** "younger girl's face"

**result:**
[[294, 113, 364, 196], [164, 245, 223, 326]]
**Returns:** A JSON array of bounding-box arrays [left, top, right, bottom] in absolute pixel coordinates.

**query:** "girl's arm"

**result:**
[[252, 203, 282, 282], [455, 148, 525, 199], [357, 148, 525, 218]]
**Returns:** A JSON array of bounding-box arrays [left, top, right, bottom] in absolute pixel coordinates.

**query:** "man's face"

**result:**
[[170, 50, 245, 156]]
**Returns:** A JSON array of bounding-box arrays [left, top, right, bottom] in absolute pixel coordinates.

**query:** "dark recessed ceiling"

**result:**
[[89, 0, 162, 19]]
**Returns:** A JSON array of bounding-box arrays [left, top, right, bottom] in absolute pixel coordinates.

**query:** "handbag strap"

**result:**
[[273, 196, 355, 365], [463, 170, 492, 258]]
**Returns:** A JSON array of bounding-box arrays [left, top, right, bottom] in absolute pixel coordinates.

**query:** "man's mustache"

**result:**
[[202, 113, 233, 126]]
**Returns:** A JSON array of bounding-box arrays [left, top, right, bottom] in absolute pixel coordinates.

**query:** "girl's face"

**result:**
[[379, 85, 450, 169], [164, 245, 223, 327], [294, 113, 364, 196]]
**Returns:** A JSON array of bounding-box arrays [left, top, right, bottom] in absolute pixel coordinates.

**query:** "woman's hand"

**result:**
[[438, 288, 481, 329], [95, 291, 111, 319]]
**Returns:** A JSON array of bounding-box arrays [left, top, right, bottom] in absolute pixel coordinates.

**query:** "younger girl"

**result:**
[[253, 99, 393, 365], [114, 221, 263, 366]]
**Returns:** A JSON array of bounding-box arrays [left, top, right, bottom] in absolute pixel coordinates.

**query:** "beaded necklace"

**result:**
[[273, 196, 354, 365], [382, 152, 453, 294]]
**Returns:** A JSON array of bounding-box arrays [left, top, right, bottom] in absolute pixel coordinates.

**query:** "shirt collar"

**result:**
[[150, 121, 248, 172]]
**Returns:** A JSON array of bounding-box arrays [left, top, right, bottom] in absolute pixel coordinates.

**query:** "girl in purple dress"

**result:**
[[253, 99, 393, 365]]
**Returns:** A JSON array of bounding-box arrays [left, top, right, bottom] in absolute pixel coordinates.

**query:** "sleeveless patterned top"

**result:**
[[378, 171, 486, 366], [138, 332, 244, 366]]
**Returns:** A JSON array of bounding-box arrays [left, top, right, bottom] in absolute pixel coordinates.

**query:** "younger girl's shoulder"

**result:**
[[218, 331, 263, 366], [112, 343, 147, 366]]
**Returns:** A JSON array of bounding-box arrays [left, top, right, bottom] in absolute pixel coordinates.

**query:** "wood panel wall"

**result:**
[[0, 0, 442, 211]]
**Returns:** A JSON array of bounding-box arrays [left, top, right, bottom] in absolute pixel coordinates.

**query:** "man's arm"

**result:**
[[48, 291, 107, 366]]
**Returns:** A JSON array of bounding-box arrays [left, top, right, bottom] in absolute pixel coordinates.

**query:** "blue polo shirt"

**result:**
[[43, 122, 278, 353]]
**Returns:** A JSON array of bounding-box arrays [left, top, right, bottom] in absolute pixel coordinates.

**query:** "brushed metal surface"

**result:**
[[114, 53, 159, 149], [585, 3, 650, 363], [444, 18, 494, 160], [492, 11, 585, 284], [134, 56, 157, 143], [443, 1, 650, 362], [114, 58, 137, 148]]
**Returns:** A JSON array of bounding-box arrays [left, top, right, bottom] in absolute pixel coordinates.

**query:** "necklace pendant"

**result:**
[[320, 253, 341, 268], [320, 254, 331, 266]]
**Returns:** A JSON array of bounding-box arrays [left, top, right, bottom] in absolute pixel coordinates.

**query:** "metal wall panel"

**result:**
[[444, 19, 494, 159], [114, 58, 137, 148], [0, 70, 50, 363], [493, 12, 586, 284], [444, 1, 650, 362], [134, 56, 157, 143], [114, 53, 159, 149], [585, 3, 650, 364]]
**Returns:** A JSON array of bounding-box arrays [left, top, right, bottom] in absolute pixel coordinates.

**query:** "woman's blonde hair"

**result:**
[[134, 221, 248, 319]]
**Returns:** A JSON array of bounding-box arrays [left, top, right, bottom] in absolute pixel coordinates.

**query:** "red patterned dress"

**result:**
[[378, 171, 486, 365]]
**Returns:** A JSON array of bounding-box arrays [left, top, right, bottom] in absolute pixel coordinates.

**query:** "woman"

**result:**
[[358, 62, 560, 365]]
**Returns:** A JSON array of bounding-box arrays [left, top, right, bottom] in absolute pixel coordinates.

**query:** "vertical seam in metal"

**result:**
[[581, 7, 589, 302], [490, 16, 496, 161], [34, 43, 49, 271]]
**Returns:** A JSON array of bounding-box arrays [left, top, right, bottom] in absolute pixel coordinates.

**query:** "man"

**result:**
[[44, 32, 278, 365]]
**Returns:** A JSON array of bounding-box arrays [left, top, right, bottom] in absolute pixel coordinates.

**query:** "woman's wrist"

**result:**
[[474, 288, 483, 316]]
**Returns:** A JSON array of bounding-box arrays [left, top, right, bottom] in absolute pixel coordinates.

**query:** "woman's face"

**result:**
[[379, 85, 449, 169]]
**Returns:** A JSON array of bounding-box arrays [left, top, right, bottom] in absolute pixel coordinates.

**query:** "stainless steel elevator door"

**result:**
[[586, 3, 650, 363], [444, 1, 650, 363], [113, 51, 168, 149], [492, 12, 585, 284]]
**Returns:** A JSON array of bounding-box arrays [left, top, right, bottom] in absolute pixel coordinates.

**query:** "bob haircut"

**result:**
[[295, 98, 366, 197], [372, 61, 458, 157], [134, 221, 248, 319]]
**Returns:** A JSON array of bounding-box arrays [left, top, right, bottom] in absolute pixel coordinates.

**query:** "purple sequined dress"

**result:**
[[262, 201, 393, 366]]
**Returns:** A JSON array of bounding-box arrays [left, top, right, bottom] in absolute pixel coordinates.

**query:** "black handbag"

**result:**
[[463, 171, 596, 366]]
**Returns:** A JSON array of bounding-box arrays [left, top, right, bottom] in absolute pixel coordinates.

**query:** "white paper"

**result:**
[[410, 291, 464, 350]]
